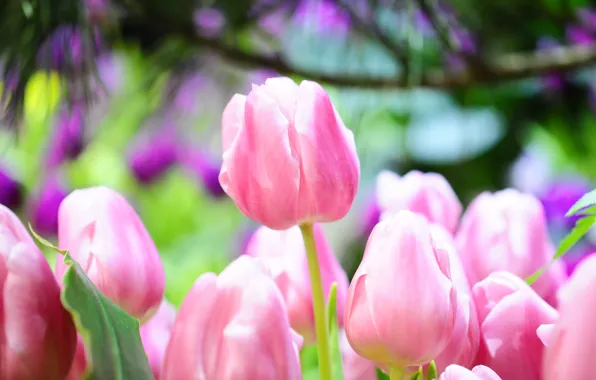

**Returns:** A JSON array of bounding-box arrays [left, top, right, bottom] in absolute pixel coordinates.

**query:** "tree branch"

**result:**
[[191, 34, 596, 89]]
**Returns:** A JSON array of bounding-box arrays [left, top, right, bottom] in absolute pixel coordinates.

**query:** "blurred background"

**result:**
[[1, 0, 596, 306]]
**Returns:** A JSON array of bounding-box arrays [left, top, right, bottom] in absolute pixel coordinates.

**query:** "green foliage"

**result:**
[[427, 361, 437, 380], [29, 227, 154, 380], [527, 196, 596, 285], [326, 283, 344, 380]]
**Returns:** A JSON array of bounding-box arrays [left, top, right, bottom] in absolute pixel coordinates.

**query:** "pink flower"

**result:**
[[439, 365, 502, 380], [542, 253, 596, 380], [219, 77, 360, 230], [455, 189, 566, 303], [344, 211, 457, 367], [0, 205, 77, 379], [472, 271, 558, 380], [160, 256, 302, 380], [339, 330, 377, 380], [376, 170, 462, 234], [66, 336, 87, 380], [141, 300, 177, 379], [245, 224, 348, 343], [55, 187, 165, 322], [424, 224, 480, 372]]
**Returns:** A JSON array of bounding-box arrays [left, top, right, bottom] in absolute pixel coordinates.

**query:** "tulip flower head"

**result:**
[[543, 253, 596, 380], [55, 186, 165, 322], [472, 271, 558, 380], [456, 189, 567, 302], [439, 365, 502, 380], [141, 300, 177, 379], [0, 206, 77, 379], [219, 77, 360, 230], [245, 224, 348, 343], [344, 210, 457, 369], [376, 170, 462, 234], [161, 255, 302, 380]]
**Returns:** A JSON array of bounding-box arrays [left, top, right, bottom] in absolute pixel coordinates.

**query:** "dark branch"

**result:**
[[189, 35, 596, 89]]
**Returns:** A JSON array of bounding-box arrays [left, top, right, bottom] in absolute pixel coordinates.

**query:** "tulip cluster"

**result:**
[[1, 75, 595, 380]]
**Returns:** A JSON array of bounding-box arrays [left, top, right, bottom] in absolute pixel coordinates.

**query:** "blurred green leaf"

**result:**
[[409, 367, 423, 380], [427, 361, 437, 380], [566, 190, 596, 217]]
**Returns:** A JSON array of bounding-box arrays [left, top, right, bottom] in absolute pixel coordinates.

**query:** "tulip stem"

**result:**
[[300, 223, 333, 380], [389, 366, 405, 380]]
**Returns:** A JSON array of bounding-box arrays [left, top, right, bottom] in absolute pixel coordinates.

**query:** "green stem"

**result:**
[[389, 366, 405, 380], [300, 223, 332, 380]]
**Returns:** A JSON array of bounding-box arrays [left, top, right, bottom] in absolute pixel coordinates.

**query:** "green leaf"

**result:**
[[427, 361, 437, 380], [376, 368, 390, 380], [527, 212, 596, 284], [409, 366, 423, 380], [29, 225, 154, 380], [326, 282, 344, 380], [566, 190, 596, 217]]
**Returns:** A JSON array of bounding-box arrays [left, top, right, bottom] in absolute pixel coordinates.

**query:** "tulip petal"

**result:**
[[220, 86, 300, 230], [293, 80, 359, 223], [262, 77, 300, 122], [221, 94, 246, 152]]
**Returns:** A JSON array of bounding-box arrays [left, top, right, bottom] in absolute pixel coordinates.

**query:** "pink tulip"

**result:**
[[0, 206, 77, 379], [219, 77, 360, 230], [344, 210, 457, 368], [439, 365, 502, 380], [472, 271, 558, 380], [161, 255, 302, 380], [141, 300, 177, 379], [426, 224, 480, 372], [455, 189, 566, 303], [536, 324, 554, 347], [55, 187, 165, 322], [245, 224, 348, 343], [376, 170, 462, 234], [339, 330, 377, 380], [66, 336, 87, 380], [542, 253, 596, 380]]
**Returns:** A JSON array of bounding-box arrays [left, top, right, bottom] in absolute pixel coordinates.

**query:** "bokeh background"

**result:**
[[1, 0, 596, 306]]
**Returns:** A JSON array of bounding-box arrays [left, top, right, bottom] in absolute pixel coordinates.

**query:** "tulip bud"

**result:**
[[439, 365, 502, 380], [47, 103, 85, 169], [161, 256, 302, 380], [0, 166, 23, 210], [455, 189, 567, 303], [542, 253, 596, 380], [129, 131, 179, 185], [179, 148, 225, 198], [339, 330, 377, 380], [344, 210, 457, 368], [219, 77, 360, 230], [472, 271, 558, 380], [245, 224, 348, 344], [426, 224, 480, 372], [55, 186, 165, 321], [29, 176, 68, 237], [141, 300, 176, 379], [376, 170, 462, 234], [0, 206, 77, 379]]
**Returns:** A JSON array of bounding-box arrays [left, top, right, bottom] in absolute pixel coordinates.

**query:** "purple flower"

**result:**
[[294, 0, 351, 36], [96, 54, 124, 95], [172, 74, 207, 112], [129, 131, 179, 185], [29, 177, 68, 237], [46, 104, 85, 169], [0, 167, 23, 210], [509, 148, 553, 194], [38, 26, 102, 72], [566, 25, 594, 46], [360, 194, 380, 237], [194, 8, 226, 37], [563, 243, 596, 276], [539, 178, 593, 229], [179, 148, 225, 198], [577, 8, 596, 32]]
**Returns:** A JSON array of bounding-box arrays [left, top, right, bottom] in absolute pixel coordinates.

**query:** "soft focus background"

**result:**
[[1, 0, 596, 305]]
